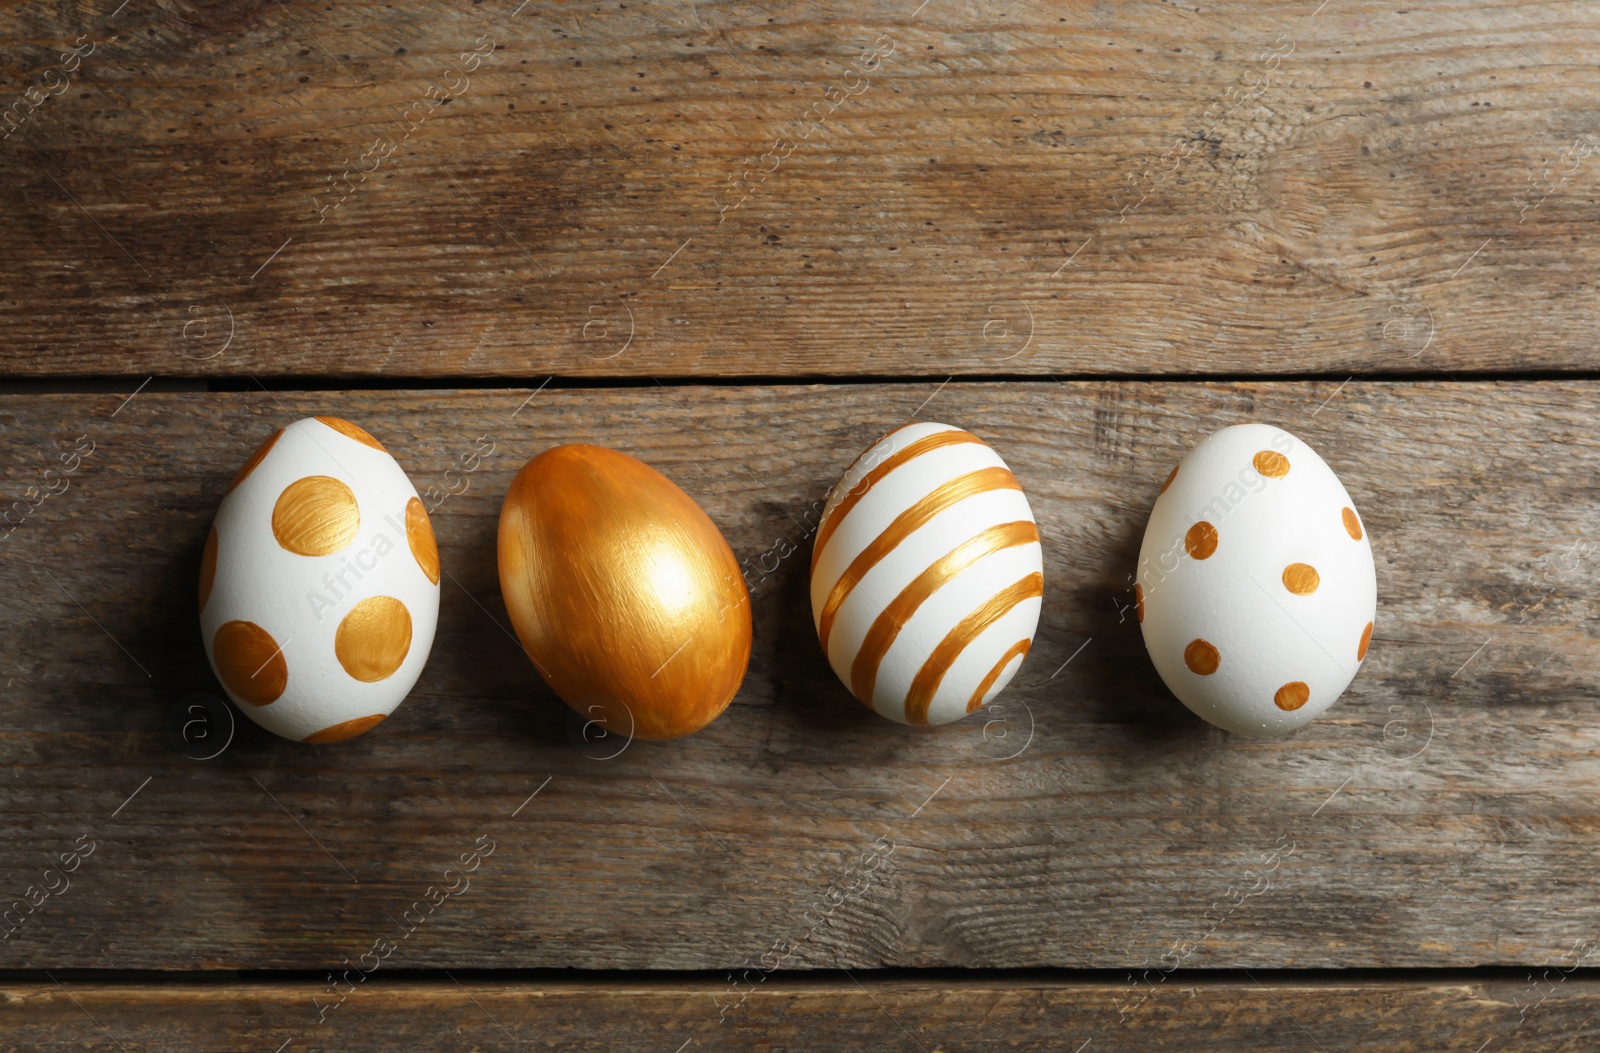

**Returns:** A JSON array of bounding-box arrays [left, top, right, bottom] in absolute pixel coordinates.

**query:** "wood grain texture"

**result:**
[[5, 977, 1600, 1051], [0, 381, 1596, 972], [3, 0, 1599, 377]]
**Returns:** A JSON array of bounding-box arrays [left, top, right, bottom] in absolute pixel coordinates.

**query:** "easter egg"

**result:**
[[810, 422, 1044, 726], [200, 416, 440, 743], [497, 444, 751, 741], [1136, 423, 1377, 736]]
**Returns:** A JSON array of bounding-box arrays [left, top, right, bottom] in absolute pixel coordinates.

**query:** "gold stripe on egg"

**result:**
[[901, 572, 1044, 725], [810, 428, 985, 575], [848, 519, 1040, 706], [817, 466, 1023, 654], [967, 638, 1032, 713]]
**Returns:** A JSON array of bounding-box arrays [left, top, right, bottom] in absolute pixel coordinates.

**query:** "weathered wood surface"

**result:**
[[3, 0, 1599, 377], [5, 976, 1600, 1051], [0, 381, 1595, 971]]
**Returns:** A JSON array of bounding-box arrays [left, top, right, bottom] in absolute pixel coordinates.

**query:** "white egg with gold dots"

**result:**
[[1136, 423, 1377, 737], [199, 416, 440, 744], [810, 421, 1044, 726]]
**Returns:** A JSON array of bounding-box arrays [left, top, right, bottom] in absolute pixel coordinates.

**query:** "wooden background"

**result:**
[[2, 0, 1598, 1048]]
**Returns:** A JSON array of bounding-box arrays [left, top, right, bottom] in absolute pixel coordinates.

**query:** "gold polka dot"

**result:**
[[1135, 582, 1145, 623], [1274, 681, 1311, 711], [1185, 521, 1218, 560], [316, 416, 387, 452], [1184, 638, 1220, 676], [227, 428, 282, 494], [199, 524, 218, 613], [1253, 450, 1290, 478], [212, 620, 288, 706], [1358, 621, 1374, 661], [272, 476, 360, 556], [303, 713, 387, 744], [335, 596, 412, 682], [1160, 465, 1178, 494], [1342, 507, 1363, 541], [405, 496, 439, 585], [1282, 563, 1320, 596]]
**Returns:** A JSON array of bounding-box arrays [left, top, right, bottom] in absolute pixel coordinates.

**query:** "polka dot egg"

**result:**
[[1136, 423, 1376, 736], [199, 417, 440, 744]]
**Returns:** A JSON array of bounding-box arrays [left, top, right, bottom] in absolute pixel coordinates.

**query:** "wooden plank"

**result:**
[[0, 381, 1596, 971], [5, 976, 1600, 1051], [3, 0, 1599, 377]]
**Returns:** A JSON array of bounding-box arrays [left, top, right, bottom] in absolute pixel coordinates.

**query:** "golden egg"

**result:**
[[497, 444, 752, 740]]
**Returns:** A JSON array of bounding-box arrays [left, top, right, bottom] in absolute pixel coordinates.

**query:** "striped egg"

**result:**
[[809, 422, 1044, 726], [200, 417, 440, 744]]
